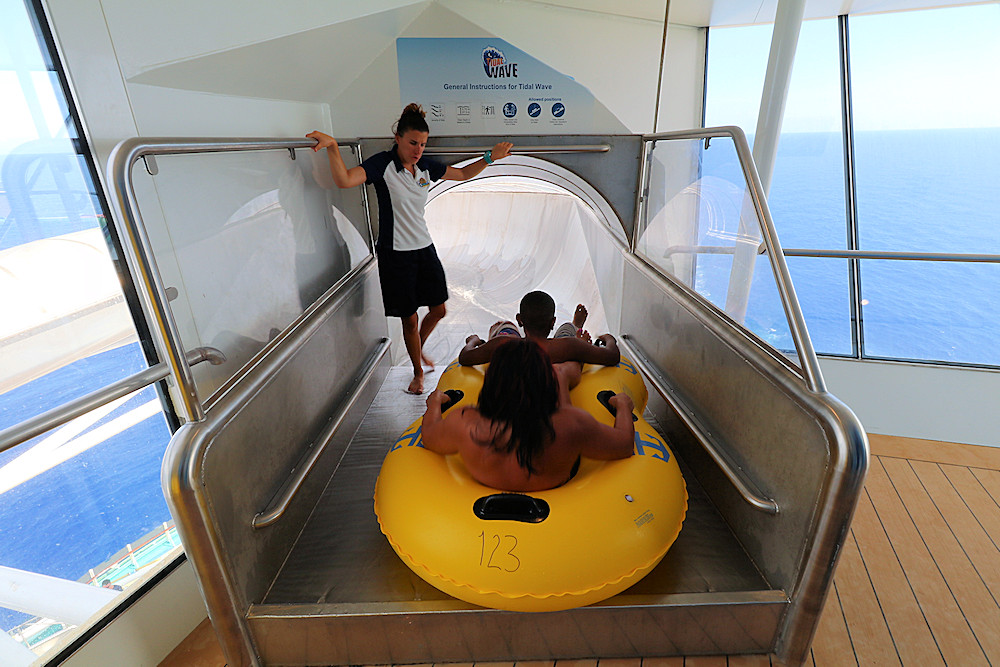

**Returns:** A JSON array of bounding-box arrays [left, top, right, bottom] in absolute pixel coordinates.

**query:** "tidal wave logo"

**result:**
[[482, 46, 518, 78]]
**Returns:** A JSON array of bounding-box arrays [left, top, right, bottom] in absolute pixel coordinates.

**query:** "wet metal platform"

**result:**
[[264, 368, 769, 607], [247, 368, 782, 665]]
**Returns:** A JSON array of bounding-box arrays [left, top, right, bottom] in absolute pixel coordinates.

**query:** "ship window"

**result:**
[[0, 0, 177, 661], [125, 147, 372, 401], [425, 176, 620, 363], [705, 17, 852, 356], [706, 5, 1000, 368], [850, 5, 1000, 366]]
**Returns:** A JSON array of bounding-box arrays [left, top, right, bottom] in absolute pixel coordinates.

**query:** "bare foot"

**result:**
[[573, 304, 588, 329], [421, 351, 435, 372], [405, 372, 424, 395], [577, 328, 592, 343]]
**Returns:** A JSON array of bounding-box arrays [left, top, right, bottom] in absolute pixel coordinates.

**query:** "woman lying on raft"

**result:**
[[420, 338, 635, 492]]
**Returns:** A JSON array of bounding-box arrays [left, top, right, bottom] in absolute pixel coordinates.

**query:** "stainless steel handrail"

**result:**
[[619, 335, 780, 515], [640, 126, 826, 394], [782, 248, 1000, 262], [106, 137, 359, 425], [423, 144, 610, 155], [252, 337, 391, 529], [660, 244, 762, 256], [0, 347, 224, 456], [657, 245, 1000, 263]]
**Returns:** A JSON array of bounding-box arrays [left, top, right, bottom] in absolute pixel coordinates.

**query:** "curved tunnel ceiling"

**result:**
[[421, 167, 626, 366]]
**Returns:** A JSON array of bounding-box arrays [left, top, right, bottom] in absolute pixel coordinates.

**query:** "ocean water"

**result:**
[[2, 127, 999, 631], [696, 127, 1000, 365], [0, 344, 173, 631]]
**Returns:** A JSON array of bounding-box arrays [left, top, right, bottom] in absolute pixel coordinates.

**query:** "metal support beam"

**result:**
[[725, 0, 806, 323]]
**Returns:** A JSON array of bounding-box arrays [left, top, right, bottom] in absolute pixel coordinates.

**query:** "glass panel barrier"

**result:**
[[705, 18, 851, 357], [786, 256, 852, 355], [1, 1, 180, 661], [705, 19, 846, 254], [850, 5, 1000, 366], [129, 146, 371, 400], [860, 259, 1000, 367], [1, 154, 145, 416], [1, 384, 176, 660], [637, 135, 798, 360]]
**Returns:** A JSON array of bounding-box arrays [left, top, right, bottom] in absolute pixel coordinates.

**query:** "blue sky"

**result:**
[[705, 3, 1000, 133]]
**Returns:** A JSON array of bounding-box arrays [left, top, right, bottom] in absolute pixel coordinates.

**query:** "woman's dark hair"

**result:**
[[476, 338, 559, 474], [393, 102, 429, 136]]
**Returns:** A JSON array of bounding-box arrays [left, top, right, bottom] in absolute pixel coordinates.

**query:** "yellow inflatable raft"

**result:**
[[373, 356, 687, 612]]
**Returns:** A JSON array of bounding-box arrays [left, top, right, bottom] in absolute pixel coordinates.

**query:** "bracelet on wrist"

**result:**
[[483, 150, 493, 165]]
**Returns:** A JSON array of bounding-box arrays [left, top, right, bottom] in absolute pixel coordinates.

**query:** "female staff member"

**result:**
[[308, 104, 513, 394]]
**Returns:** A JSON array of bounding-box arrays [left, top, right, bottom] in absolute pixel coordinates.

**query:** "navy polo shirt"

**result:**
[[362, 145, 447, 252]]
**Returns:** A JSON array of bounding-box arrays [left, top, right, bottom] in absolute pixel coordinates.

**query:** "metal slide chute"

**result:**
[[93, 132, 868, 666]]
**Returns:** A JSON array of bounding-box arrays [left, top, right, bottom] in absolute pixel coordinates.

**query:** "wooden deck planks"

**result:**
[[972, 467, 1000, 502], [826, 527, 899, 665], [675, 657, 726, 666], [865, 456, 990, 665], [966, 467, 1000, 545], [725, 653, 773, 665], [869, 435, 1000, 469], [913, 462, 1000, 607], [848, 487, 942, 665], [882, 457, 1000, 664], [809, 584, 854, 666]]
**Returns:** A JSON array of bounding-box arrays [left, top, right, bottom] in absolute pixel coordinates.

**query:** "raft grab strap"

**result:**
[[441, 389, 464, 413], [473, 493, 550, 523], [597, 390, 638, 421]]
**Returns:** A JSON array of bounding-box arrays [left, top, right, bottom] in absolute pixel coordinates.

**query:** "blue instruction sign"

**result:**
[[397, 38, 595, 134]]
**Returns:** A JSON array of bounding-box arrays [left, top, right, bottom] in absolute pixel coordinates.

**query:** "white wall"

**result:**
[[820, 357, 1000, 448], [95, 0, 425, 83], [62, 561, 208, 667], [48, 0, 707, 142], [657, 24, 707, 131], [444, 0, 667, 133], [43, 0, 358, 163], [328, 3, 486, 137]]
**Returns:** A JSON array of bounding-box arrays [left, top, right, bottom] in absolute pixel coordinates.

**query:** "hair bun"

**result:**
[[402, 102, 426, 118], [394, 102, 430, 136]]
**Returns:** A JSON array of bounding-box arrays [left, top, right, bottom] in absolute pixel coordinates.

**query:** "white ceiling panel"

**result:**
[[505, 0, 997, 28]]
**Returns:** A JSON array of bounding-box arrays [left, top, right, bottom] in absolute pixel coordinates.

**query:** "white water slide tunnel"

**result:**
[[98, 131, 869, 666]]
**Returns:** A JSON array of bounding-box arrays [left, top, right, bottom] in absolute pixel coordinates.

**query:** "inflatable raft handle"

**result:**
[[473, 493, 550, 523], [441, 389, 464, 413], [597, 390, 638, 422]]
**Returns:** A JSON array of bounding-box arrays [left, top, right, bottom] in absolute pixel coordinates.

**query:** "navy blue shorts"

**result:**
[[376, 244, 449, 317]]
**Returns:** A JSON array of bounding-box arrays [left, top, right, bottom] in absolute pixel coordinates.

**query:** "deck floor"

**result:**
[[161, 433, 1000, 667]]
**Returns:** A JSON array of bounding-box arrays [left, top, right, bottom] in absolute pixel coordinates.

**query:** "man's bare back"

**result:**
[[459, 303, 620, 367]]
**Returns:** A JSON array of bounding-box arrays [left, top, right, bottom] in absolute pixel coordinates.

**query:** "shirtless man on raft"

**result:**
[[457, 290, 621, 369]]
